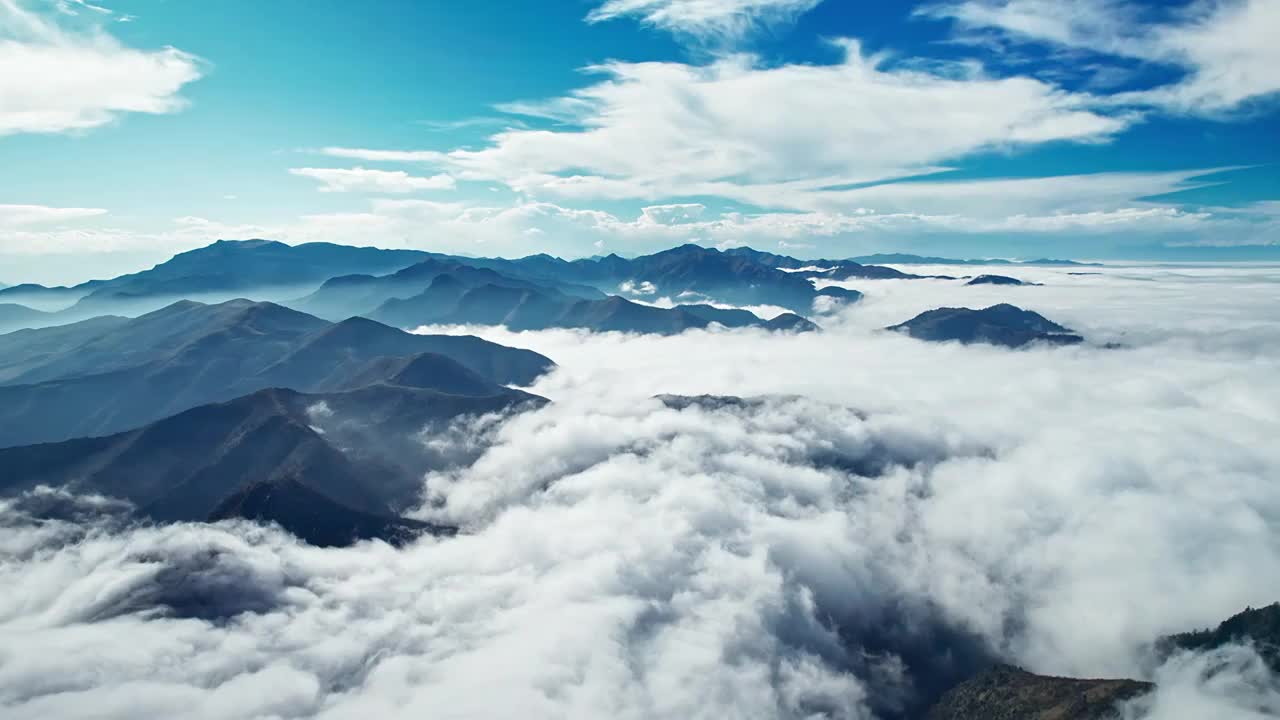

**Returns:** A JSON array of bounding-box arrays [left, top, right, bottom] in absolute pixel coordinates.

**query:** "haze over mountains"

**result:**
[[0, 239, 1089, 337]]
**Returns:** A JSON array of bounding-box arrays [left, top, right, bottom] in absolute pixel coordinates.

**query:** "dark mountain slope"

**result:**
[[927, 665, 1152, 720], [0, 300, 553, 447], [209, 476, 449, 548], [816, 286, 864, 303], [0, 383, 534, 544], [1159, 603, 1280, 672], [965, 274, 1037, 286], [0, 388, 390, 520], [887, 304, 1084, 348]]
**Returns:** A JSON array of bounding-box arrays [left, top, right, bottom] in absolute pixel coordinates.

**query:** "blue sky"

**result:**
[[1, 0, 1278, 283]]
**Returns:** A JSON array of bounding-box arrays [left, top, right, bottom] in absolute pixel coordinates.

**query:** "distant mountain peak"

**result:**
[[888, 304, 1083, 348]]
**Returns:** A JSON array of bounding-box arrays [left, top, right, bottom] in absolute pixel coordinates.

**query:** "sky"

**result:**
[[1, 0, 1279, 283]]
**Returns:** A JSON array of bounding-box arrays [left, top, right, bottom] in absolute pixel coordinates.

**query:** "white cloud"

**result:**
[[444, 42, 1128, 208], [288, 167, 456, 193], [0, 204, 107, 226], [317, 147, 449, 163], [586, 0, 823, 40], [923, 0, 1280, 113], [639, 203, 707, 225], [0, 0, 203, 136]]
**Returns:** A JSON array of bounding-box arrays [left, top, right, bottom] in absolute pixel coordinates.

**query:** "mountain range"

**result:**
[[0, 239, 426, 313], [300, 257, 818, 333], [0, 240, 1105, 341], [0, 298, 552, 447], [851, 253, 1102, 267]]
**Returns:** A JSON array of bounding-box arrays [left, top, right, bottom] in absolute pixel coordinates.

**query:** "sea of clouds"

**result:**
[[2, 263, 1279, 719]]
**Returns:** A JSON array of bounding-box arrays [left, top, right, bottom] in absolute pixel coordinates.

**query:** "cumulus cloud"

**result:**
[[444, 41, 1127, 207], [288, 167, 457, 194], [1, 266, 1277, 718], [0, 0, 203, 136], [923, 0, 1280, 114], [586, 0, 823, 41]]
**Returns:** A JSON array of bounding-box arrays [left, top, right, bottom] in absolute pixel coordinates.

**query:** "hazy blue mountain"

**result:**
[[0, 299, 553, 446], [0, 315, 130, 383], [418, 244, 839, 312], [0, 383, 526, 545], [0, 303, 51, 334], [1, 241, 882, 326], [0, 282, 103, 312], [848, 253, 1102, 267], [887, 304, 1084, 348], [79, 239, 426, 302], [807, 263, 948, 281], [1024, 258, 1104, 266], [965, 274, 1038, 286], [208, 476, 447, 548], [370, 276, 817, 334], [295, 257, 605, 321], [0, 240, 431, 324], [851, 253, 1013, 266]]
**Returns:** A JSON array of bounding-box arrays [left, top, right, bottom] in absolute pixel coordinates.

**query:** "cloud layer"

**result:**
[[2, 265, 1278, 718]]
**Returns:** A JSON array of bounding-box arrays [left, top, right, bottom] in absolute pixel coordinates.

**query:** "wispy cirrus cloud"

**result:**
[[586, 0, 822, 41], [0, 0, 203, 136], [922, 0, 1280, 114], [316, 147, 448, 163], [442, 41, 1128, 209], [288, 167, 456, 193], [0, 203, 108, 226]]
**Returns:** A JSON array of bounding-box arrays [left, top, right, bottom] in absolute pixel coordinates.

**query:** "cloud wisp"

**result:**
[[923, 0, 1280, 114], [288, 167, 457, 194], [586, 0, 823, 42]]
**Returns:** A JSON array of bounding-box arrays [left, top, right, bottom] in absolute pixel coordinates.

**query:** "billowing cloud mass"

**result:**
[[0, 0, 203, 136], [2, 265, 1278, 718], [289, 167, 457, 193]]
